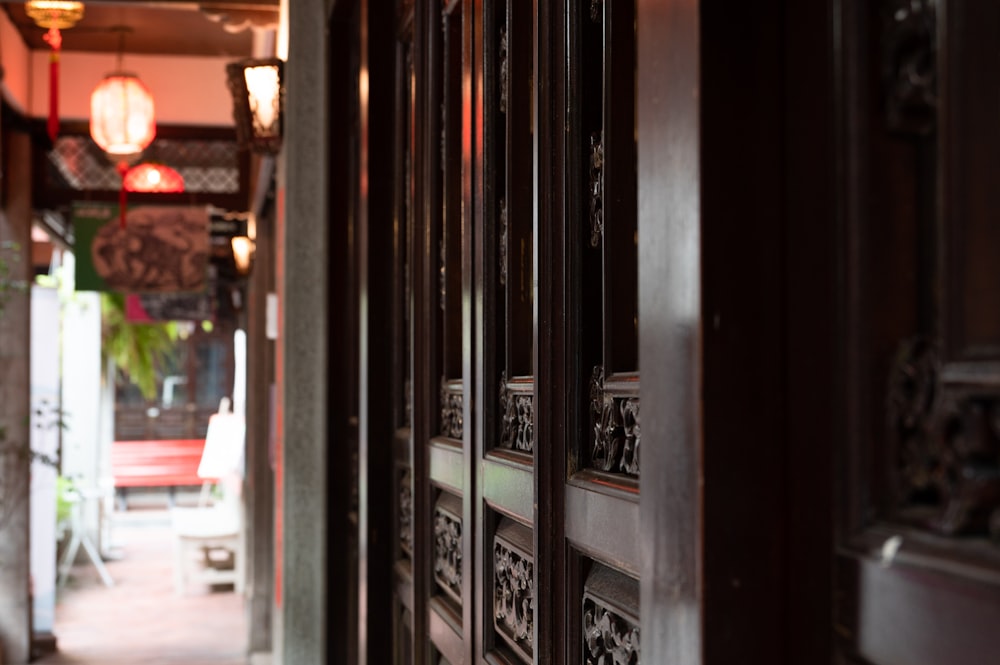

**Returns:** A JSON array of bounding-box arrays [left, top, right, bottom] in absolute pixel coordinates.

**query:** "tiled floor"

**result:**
[[36, 509, 247, 665]]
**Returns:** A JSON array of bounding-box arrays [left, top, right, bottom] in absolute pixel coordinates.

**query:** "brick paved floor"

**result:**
[[36, 509, 247, 665]]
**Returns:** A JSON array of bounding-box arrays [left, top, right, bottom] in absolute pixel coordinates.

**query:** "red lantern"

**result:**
[[123, 163, 184, 193], [90, 73, 156, 157]]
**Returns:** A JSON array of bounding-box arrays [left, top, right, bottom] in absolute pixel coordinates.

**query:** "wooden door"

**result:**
[[834, 1, 1000, 662], [384, 0, 645, 663]]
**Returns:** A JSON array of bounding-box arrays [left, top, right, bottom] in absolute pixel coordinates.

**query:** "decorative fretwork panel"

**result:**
[[889, 339, 1000, 540], [883, 0, 937, 135], [589, 131, 604, 248], [499, 373, 533, 453], [493, 518, 534, 663], [582, 562, 640, 665], [590, 367, 640, 477], [433, 492, 463, 605], [399, 467, 413, 558], [439, 378, 464, 440], [46, 135, 240, 193]]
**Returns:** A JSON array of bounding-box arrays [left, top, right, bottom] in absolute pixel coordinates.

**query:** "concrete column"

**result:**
[[0, 130, 34, 665], [280, 1, 329, 663]]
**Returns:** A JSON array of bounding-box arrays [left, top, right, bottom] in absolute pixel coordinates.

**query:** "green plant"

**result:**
[[100, 293, 180, 401]]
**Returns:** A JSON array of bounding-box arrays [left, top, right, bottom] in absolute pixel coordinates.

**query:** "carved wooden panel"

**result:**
[[882, 0, 936, 135], [493, 518, 534, 663], [590, 368, 640, 477], [889, 339, 1000, 539], [582, 562, 640, 665], [433, 491, 463, 606], [439, 378, 464, 439], [589, 131, 604, 248], [499, 373, 534, 453], [400, 467, 413, 557]]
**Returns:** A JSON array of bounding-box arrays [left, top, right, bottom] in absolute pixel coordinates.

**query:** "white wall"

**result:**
[[59, 253, 104, 543], [30, 286, 60, 635]]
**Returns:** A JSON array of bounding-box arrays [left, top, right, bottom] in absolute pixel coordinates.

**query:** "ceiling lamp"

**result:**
[[123, 163, 184, 193], [25, 1, 85, 143], [24, 1, 83, 27], [226, 58, 284, 154]]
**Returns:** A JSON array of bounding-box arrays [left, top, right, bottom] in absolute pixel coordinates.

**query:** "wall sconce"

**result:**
[[230, 211, 256, 277], [231, 236, 255, 276], [226, 58, 284, 155]]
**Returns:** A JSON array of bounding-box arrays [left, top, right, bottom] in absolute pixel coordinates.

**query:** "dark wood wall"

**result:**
[[321, 0, 1000, 663]]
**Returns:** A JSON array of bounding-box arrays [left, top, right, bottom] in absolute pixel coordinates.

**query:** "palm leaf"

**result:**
[[101, 294, 179, 401]]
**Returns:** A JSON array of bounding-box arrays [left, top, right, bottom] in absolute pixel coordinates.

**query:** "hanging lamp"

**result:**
[[90, 26, 157, 227], [123, 162, 184, 193], [25, 1, 85, 143], [90, 26, 156, 158]]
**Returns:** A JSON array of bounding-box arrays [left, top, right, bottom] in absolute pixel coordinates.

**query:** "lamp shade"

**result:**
[[226, 58, 284, 154], [90, 72, 156, 157], [123, 163, 184, 193], [25, 1, 84, 29]]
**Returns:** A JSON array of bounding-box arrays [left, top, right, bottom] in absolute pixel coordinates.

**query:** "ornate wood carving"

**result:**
[[583, 599, 640, 665], [883, 0, 937, 135], [582, 562, 640, 665], [433, 493, 463, 604], [889, 338, 1000, 539], [494, 519, 534, 662], [590, 367, 640, 476], [589, 132, 605, 247], [439, 237, 447, 311], [499, 197, 509, 286], [399, 467, 413, 558], [499, 372, 534, 452], [440, 378, 464, 439], [590, 0, 603, 23], [499, 26, 509, 115]]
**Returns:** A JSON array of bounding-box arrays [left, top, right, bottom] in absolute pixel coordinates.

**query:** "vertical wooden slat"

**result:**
[[534, 0, 567, 663], [637, 2, 701, 665], [415, 0, 444, 661], [358, 0, 399, 663], [324, 5, 357, 664]]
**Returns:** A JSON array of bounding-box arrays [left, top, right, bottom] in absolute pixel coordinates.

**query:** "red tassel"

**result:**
[[43, 26, 62, 143], [118, 162, 130, 229]]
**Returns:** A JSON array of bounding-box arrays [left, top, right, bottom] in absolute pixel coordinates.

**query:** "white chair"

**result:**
[[171, 402, 245, 595]]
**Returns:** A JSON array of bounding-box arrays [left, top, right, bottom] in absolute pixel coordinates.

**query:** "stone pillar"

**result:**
[[0, 129, 34, 665], [281, 0, 329, 663]]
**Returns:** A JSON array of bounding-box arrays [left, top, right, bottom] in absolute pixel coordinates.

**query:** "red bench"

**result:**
[[111, 439, 215, 508]]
